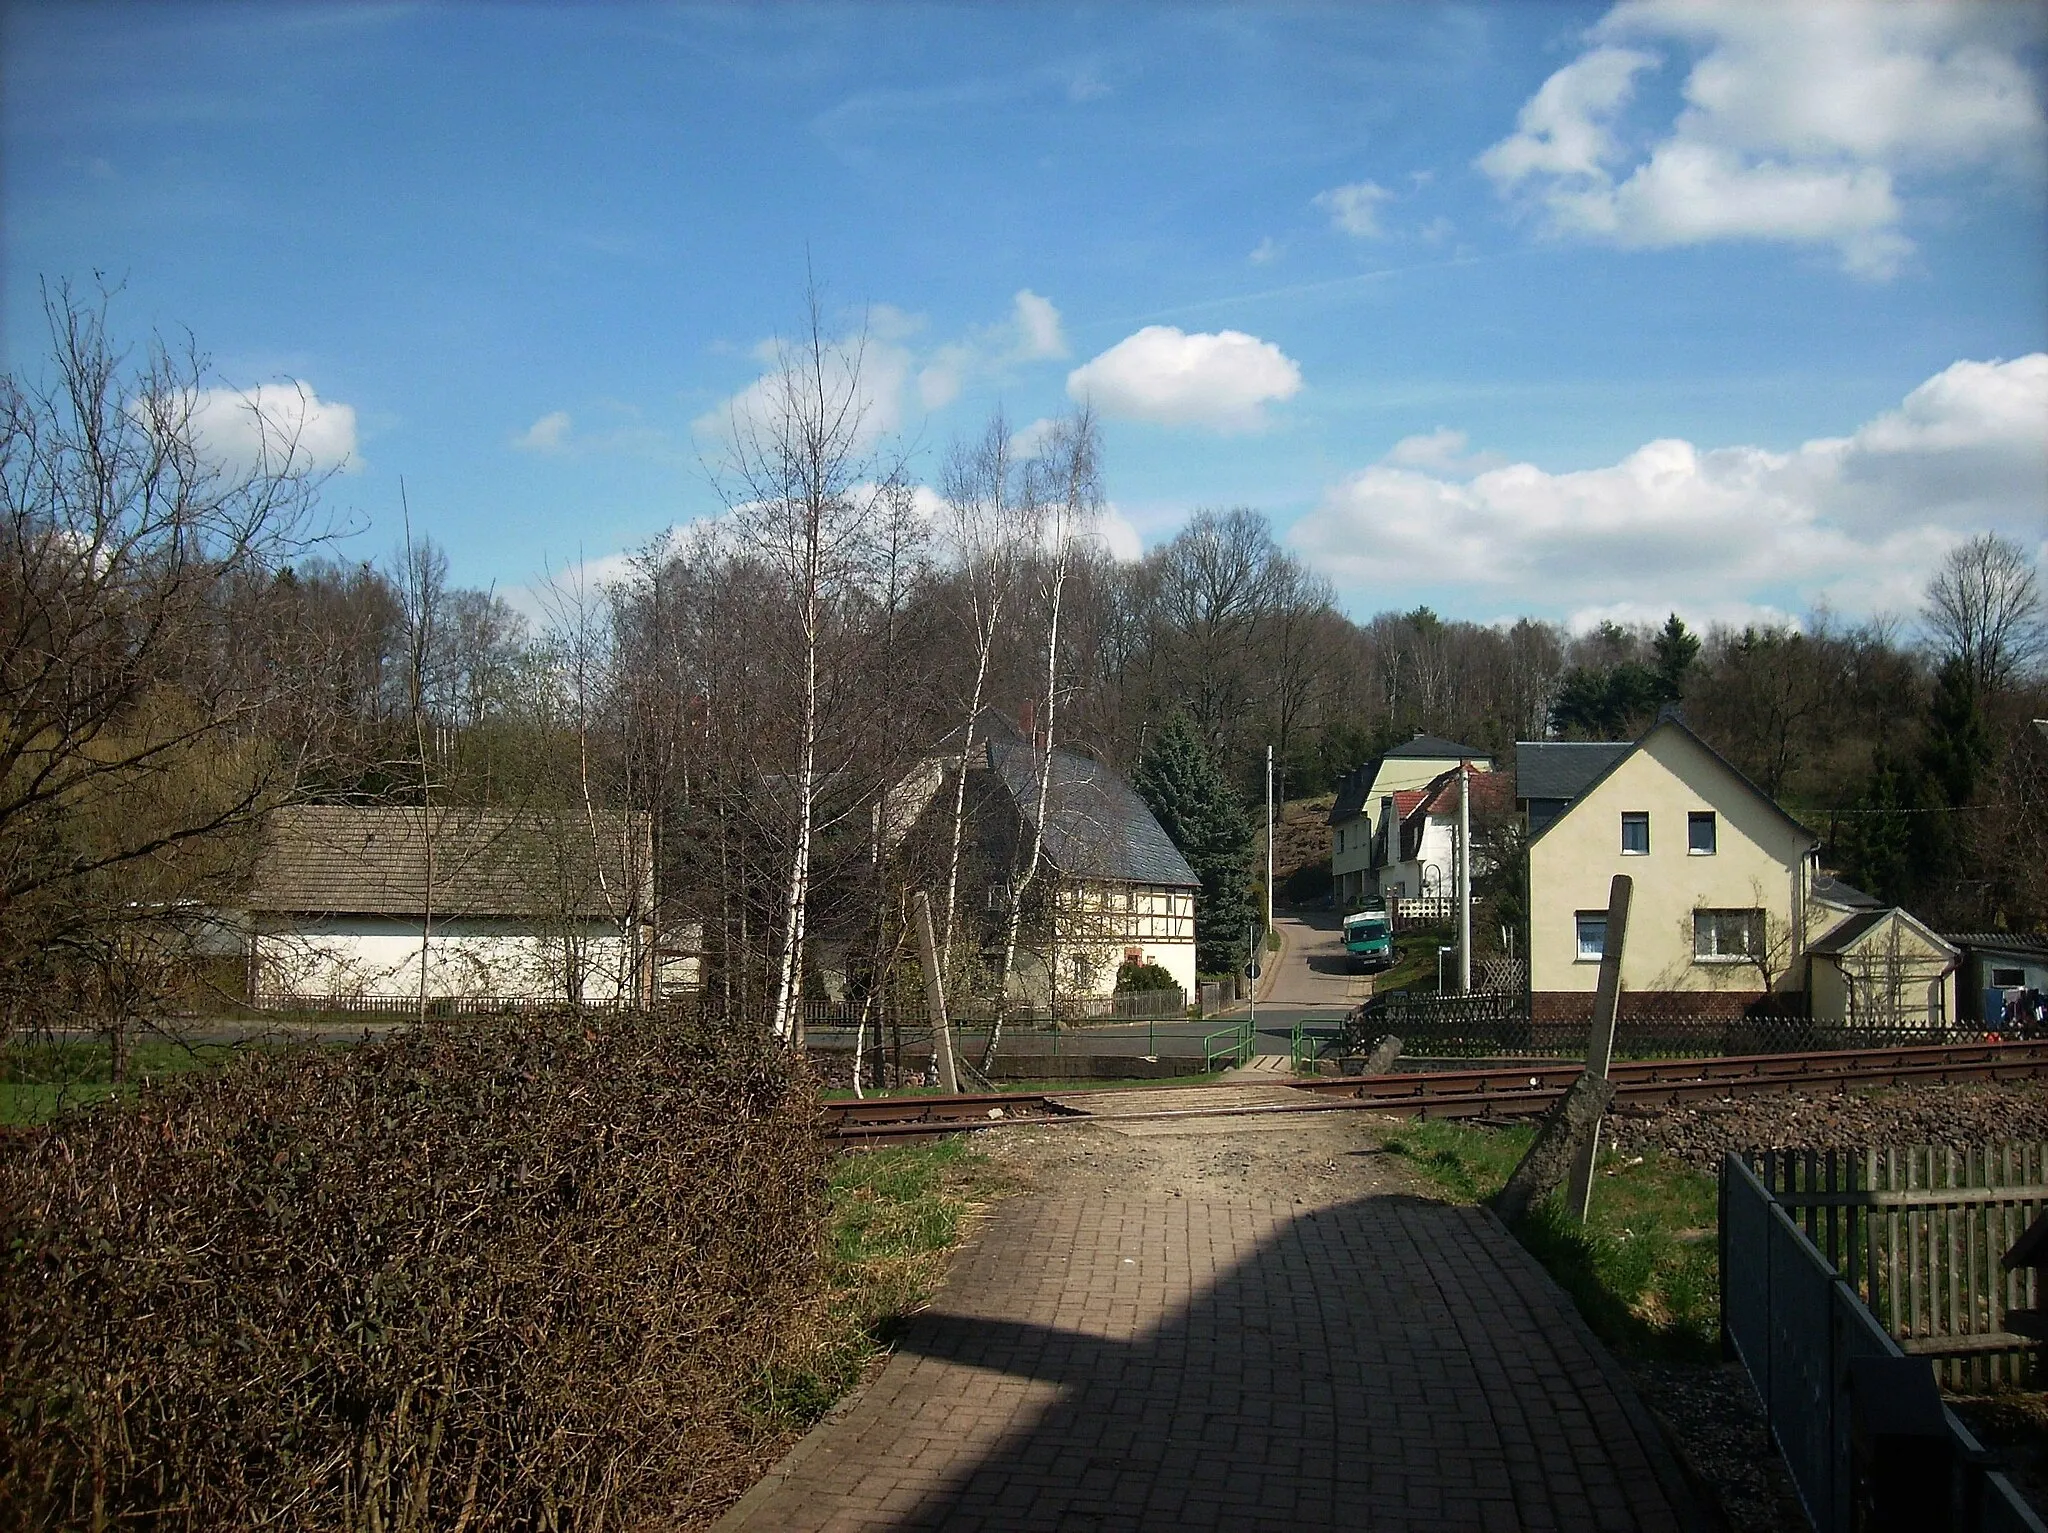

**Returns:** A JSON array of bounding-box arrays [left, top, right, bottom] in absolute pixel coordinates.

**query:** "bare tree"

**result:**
[[986, 406, 1100, 1067], [1924, 533, 2045, 693], [1, 283, 333, 1038], [712, 286, 906, 1043], [934, 411, 1032, 972]]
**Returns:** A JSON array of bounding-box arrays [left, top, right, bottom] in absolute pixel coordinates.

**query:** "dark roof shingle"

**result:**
[[987, 741, 1198, 887], [1515, 741, 1632, 803]]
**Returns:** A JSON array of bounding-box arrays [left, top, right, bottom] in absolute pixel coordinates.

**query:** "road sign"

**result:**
[[1245, 962, 1262, 980]]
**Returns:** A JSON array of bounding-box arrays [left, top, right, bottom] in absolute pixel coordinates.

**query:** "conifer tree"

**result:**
[[1134, 713, 1257, 975]]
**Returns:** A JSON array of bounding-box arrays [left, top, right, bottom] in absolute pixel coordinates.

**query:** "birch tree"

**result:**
[[986, 406, 1099, 1066], [713, 288, 904, 1044], [934, 411, 1032, 974]]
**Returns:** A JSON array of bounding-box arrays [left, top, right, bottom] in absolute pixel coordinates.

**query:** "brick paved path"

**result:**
[[718, 1194, 1702, 1532]]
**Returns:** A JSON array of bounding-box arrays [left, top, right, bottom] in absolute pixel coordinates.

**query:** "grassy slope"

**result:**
[[1384, 1119, 1720, 1362]]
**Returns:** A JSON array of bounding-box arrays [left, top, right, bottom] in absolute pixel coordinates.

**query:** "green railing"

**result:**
[[1204, 1019, 1253, 1071], [1289, 1019, 1317, 1073]]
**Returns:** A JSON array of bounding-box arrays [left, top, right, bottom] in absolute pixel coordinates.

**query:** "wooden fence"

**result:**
[[1751, 1143, 2048, 1388]]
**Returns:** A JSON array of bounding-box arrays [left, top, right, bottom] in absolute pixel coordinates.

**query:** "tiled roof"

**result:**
[[987, 740, 1199, 888], [1515, 741, 1631, 803], [250, 805, 651, 918], [1411, 767, 1514, 821], [1328, 737, 1493, 825]]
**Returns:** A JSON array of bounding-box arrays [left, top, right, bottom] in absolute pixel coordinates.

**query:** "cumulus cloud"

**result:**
[[1288, 353, 2048, 621], [1094, 502, 1144, 563], [695, 332, 916, 444], [184, 382, 358, 474], [514, 410, 573, 452], [1314, 180, 1394, 238], [1066, 326, 1304, 432], [1478, 1, 2046, 276]]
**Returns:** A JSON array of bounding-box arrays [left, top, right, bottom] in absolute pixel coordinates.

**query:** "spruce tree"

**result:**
[[1134, 712, 1257, 975]]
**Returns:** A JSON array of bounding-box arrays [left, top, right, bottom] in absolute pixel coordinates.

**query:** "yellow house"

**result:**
[[1526, 717, 1818, 1022], [1328, 735, 1493, 909]]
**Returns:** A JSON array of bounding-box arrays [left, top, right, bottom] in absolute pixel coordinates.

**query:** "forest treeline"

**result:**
[[5, 287, 2044, 1036]]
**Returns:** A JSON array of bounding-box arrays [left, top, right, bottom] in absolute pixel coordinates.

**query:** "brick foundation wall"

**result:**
[[1530, 990, 1770, 1024]]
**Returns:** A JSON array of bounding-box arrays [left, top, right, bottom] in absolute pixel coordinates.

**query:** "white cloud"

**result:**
[[1094, 501, 1144, 563], [700, 290, 1066, 439], [1012, 289, 1067, 360], [1249, 236, 1283, 265], [184, 382, 358, 474], [514, 409, 573, 452], [1479, 2, 2046, 276], [1314, 179, 1395, 238], [1066, 326, 1304, 432], [1013, 416, 1061, 460], [695, 332, 915, 443], [1289, 353, 2047, 621]]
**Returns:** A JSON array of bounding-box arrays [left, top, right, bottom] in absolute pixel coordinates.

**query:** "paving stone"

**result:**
[[716, 1193, 1705, 1531]]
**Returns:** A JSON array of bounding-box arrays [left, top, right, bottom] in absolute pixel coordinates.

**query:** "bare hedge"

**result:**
[[0, 1011, 830, 1530]]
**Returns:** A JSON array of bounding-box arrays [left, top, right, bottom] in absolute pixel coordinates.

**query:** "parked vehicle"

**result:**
[[1342, 906, 1395, 973]]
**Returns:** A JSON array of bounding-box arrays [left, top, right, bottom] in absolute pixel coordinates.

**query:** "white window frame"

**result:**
[[1620, 812, 1650, 856], [1688, 812, 1717, 856], [1693, 908, 1763, 963], [1575, 912, 1607, 962]]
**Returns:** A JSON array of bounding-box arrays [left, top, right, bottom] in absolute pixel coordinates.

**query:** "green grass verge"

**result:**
[[1384, 1118, 1719, 1362], [750, 1137, 1016, 1432], [2, 1038, 244, 1126]]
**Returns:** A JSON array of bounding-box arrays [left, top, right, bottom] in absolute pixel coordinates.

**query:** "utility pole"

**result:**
[[1265, 744, 1275, 937], [1457, 760, 1472, 995]]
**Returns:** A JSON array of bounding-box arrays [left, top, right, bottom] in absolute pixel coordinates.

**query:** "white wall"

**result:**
[[253, 915, 643, 1003]]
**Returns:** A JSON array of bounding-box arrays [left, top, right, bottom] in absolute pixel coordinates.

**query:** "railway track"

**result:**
[[821, 1040, 2048, 1144]]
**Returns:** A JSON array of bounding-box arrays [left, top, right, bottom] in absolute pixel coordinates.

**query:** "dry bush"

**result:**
[[0, 1010, 829, 1531]]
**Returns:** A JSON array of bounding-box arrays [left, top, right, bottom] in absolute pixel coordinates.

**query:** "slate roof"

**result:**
[[986, 740, 1198, 888], [1386, 734, 1492, 762], [250, 805, 651, 918], [1515, 741, 1632, 803], [1811, 874, 1883, 910]]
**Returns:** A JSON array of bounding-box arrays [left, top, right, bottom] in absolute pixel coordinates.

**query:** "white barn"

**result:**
[[246, 805, 656, 1006]]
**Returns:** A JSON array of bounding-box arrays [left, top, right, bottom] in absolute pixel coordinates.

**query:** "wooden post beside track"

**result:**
[[914, 891, 961, 1095]]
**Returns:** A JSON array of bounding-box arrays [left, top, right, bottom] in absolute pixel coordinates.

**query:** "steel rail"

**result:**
[[821, 1040, 2048, 1143]]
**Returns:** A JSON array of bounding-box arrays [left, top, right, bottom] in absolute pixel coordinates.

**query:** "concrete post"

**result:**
[[1566, 874, 1632, 1220], [914, 891, 960, 1095]]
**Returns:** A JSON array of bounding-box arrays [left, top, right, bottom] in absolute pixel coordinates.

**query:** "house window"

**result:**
[[1993, 967, 2025, 987], [1688, 812, 1717, 855], [1620, 813, 1650, 855], [1070, 953, 1094, 990], [1575, 913, 1607, 961], [1694, 909, 1763, 961]]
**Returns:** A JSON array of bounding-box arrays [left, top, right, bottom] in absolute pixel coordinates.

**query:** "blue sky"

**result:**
[[6, 1, 2044, 631]]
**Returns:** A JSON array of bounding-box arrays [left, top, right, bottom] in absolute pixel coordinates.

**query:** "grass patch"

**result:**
[[2, 1037, 241, 1126], [752, 1137, 1016, 1431], [1384, 1118, 1719, 1362]]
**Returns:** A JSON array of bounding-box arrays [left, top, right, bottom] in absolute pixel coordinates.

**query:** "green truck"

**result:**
[[1342, 906, 1395, 973]]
